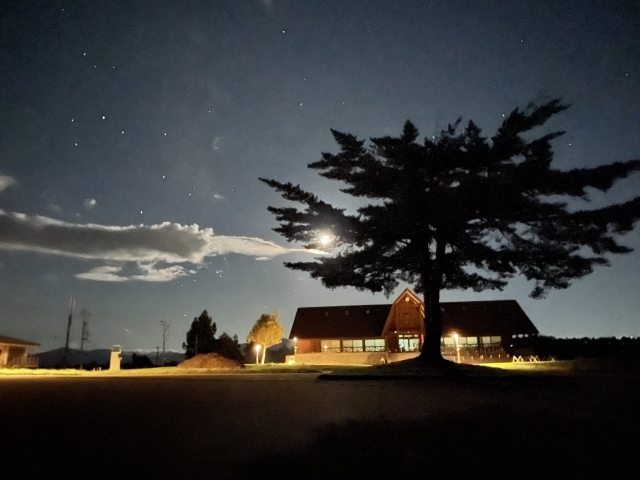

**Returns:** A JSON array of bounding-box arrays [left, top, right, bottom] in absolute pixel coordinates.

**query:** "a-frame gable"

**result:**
[[381, 288, 425, 336]]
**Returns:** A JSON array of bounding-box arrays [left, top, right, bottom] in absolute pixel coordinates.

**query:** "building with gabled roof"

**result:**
[[288, 288, 538, 364], [0, 334, 39, 368]]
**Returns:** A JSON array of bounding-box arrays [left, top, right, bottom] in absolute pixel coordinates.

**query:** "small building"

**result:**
[[0, 335, 39, 368], [288, 288, 538, 365]]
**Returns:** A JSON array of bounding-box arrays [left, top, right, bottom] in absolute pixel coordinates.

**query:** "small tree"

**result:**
[[182, 310, 217, 359], [246, 311, 284, 364]]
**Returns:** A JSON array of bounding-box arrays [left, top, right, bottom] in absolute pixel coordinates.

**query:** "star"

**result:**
[[121, 130, 125, 134], [102, 115, 106, 120]]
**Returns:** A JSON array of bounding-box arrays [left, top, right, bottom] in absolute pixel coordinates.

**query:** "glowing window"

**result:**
[[342, 339, 363, 352], [321, 340, 340, 352], [364, 339, 385, 351]]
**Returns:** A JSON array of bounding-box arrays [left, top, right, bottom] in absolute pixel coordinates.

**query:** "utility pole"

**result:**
[[65, 297, 75, 353], [80, 308, 93, 351], [160, 321, 170, 362]]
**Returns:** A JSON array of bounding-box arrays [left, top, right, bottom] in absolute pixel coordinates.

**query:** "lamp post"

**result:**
[[255, 344, 261, 365], [453, 333, 460, 364], [293, 337, 298, 365]]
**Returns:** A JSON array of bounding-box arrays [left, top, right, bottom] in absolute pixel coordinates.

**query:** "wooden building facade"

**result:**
[[0, 335, 39, 368], [289, 289, 539, 364]]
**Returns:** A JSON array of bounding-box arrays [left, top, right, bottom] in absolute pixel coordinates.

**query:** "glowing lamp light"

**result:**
[[451, 333, 460, 364], [255, 344, 262, 365]]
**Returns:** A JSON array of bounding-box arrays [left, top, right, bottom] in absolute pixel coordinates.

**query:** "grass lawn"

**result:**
[[0, 363, 371, 377]]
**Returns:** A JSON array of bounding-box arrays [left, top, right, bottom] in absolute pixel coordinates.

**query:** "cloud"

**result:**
[[0, 209, 323, 282], [46, 204, 64, 216], [213, 193, 225, 200], [0, 174, 16, 193], [211, 136, 226, 151], [75, 265, 128, 282], [83, 198, 97, 209]]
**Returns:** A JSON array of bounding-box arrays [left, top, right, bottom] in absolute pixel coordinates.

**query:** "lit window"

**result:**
[[364, 339, 385, 352], [490, 336, 501, 344], [465, 336, 478, 347], [342, 339, 363, 352], [442, 337, 455, 346], [321, 340, 340, 352]]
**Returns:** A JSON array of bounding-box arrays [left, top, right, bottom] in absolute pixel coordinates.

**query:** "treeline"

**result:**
[[534, 336, 640, 360]]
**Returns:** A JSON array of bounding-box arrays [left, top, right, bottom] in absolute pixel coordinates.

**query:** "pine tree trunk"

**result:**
[[418, 239, 446, 364]]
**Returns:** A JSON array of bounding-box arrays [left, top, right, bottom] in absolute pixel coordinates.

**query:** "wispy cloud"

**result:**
[[83, 198, 97, 209], [46, 204, 64, 216], [213, 193, 225, 200], [0, 174, 16, 193], [0, 209, 323, 282], [211, 136, 226, 151]]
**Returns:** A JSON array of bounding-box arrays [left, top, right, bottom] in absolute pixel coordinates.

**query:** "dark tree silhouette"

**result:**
[[182, 310, 217, 359], [260, 99, 640, 364], [216, 332, 245, 363]]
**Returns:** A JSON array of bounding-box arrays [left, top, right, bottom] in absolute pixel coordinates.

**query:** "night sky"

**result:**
[[1, 0, 639, 352]]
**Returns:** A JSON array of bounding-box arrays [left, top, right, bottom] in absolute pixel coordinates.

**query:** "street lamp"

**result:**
[[255, 344, 262, 365], [293, 337, 298, 365], [452, 333, 460, 364]]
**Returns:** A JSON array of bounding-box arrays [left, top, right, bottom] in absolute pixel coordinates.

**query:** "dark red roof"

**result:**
[[290, 304, 391, 339], [290, 299, 537, 339], [0, 334, 40, 347], [440, 300, 538, 337]]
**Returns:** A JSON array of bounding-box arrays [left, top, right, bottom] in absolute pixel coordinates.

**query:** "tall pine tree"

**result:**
[[260, 99, 640, 364], [182, 310, 217, 359]]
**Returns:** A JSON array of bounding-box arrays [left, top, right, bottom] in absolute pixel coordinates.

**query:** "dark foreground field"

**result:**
[[2, 372, 639, 479]]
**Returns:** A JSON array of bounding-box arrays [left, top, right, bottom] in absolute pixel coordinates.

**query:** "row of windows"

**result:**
[[441, 336, 502, 347], [320, 339, 385, 352], [318, 336, 503, 353]]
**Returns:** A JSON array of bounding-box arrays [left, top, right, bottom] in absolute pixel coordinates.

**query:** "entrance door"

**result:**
[[398, 335, 419, 352]]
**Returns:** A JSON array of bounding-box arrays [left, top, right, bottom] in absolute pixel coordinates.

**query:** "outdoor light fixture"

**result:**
[[255, 344, 261, 365], [452, 333, 460, 364], [293, 336, 298, 365]]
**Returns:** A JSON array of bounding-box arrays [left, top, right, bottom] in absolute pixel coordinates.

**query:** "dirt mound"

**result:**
[[178, 353, 244, 369]]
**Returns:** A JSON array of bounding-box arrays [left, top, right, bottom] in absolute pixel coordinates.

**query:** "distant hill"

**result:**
[[36, 348, 185, 368]]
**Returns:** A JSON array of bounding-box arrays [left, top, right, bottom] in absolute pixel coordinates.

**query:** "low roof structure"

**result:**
[[0, 334, 40, 347], [290, 288, 538, 339]]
